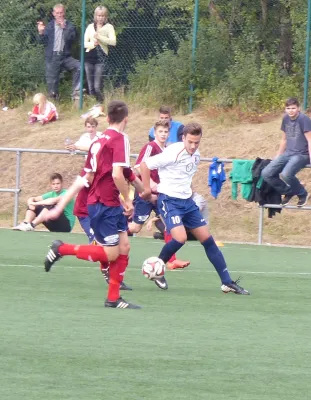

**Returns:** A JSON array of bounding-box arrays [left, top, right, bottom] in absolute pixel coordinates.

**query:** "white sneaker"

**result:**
[[12, 222, 34, 231]]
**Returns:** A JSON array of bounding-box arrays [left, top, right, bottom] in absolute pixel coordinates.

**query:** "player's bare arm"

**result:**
[[112, 165, 133, 215], [139, 161, 152, 200], [131, 176, 144, 193]]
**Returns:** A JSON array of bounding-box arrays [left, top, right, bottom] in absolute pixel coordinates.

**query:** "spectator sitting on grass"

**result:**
[[28, 93, 58, 125], [12, 173, 75, 232]]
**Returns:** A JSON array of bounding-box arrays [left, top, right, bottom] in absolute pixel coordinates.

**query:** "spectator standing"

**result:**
[[148, 106, 184, 145], [261, 97, 311, 207], [84, 6, 116, 103], [28, 93, 58, 125], [12, 173, 75, 232], [37, 3, 80, 100]]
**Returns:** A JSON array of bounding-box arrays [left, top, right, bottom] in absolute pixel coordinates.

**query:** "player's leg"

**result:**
[[187, 216, 250, 295], [152, 195, 188, 289], [104, 215, 140, 309], [77, 216, 95, 243], [164, 228, 190, 270], [44, 203, 118, 272], [128, 195, 152, 234]]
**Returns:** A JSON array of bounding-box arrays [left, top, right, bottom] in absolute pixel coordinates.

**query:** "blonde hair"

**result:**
[[94, 6, 108, 23], [53, 4, 65, 12], [33, 93, 47, 114]]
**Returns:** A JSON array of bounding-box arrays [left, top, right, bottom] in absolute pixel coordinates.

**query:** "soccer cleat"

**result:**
[[154, 276, 168, 290], [120, 281, 133, 291], [281, 194, 294, 206], [221, 278, 250, 295], [104, 297, 141, 309], [153, 232, 164, 240], [101, 267, 109, 283], [100, 268, 132, 290], [167, 259, 190, 270], [12, 222, 34, 231], [297, 193, 309, 207], [44, 240, 63, 272]]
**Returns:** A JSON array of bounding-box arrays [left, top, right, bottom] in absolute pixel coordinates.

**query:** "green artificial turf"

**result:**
[[0, 230, 310, 400]]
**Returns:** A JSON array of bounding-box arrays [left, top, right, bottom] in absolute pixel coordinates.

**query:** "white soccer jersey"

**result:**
[[145, 142, 200, 199]]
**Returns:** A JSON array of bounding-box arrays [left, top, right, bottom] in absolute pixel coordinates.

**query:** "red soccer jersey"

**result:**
[[74, 167, 135, 217], [84, 128, 130, 207], [134, 141, 163, 184]]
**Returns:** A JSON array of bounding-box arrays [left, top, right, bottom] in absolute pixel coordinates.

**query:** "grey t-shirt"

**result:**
[[281, 113, 311, 156]]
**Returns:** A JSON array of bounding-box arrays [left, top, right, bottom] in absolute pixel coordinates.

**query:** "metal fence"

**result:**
[[1, 1, 311, 112], [1, 147, 310, 245]]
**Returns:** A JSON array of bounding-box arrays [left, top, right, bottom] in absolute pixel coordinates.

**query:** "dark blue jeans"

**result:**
[[261, 154, 309, 196], [45, 54, 80, 97], [85, 62, 105, 102]]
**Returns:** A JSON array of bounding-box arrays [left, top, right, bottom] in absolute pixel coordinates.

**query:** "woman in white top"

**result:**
[[84, 6, 116, 103]]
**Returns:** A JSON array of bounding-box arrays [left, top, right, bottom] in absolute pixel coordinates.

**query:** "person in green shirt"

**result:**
[[13, 173, 75, 232]]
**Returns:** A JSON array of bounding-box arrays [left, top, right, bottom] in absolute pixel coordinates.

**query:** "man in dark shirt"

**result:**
[[261, 97, 311, 207], [37, 4, 80, 100]]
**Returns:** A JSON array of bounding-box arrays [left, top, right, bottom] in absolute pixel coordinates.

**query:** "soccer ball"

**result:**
[[142, 257, 166, 280]]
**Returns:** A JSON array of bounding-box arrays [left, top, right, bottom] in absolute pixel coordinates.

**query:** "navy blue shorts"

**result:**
[[87, 203, 128, 246], [157, 194, 207, 233], [77, 216, 94, 243], [133, 193, 159, 225]]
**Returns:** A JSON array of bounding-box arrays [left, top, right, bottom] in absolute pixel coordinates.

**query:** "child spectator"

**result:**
[[28, 93, 58, 125]]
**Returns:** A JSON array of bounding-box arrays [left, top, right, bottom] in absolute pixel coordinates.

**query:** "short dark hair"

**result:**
[[159, 105, 171, 115], [108, 100, 128, 123], [183, 122, 202, 137], [154, 120, 170, 131], [84, 116, 98, 127], [285, 97, 300, 107], [50, 173, 63, 182]]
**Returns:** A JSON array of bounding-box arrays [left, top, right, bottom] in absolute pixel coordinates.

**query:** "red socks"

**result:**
[[164, 231, 176, 263], [107, 254, 129, 301], [58, 244, 108, 263]]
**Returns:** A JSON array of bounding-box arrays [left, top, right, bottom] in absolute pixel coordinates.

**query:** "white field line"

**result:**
[[0, 263, 311, 277]]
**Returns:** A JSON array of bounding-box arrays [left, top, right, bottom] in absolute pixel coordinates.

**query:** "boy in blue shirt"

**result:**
[[148, 106, 184, 145]]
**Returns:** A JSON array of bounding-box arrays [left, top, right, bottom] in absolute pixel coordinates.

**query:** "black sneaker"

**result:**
[[44, 240, 63, 272], [281, 194, 294, 206], [101, 267, 109, 283], [297, 193, 309, 207], [153, 232, 164, 240], [154, 276, 168, 290], [221, 278, 250, 295], [104, 297, 141, 309], [120, 281, 133, 291]]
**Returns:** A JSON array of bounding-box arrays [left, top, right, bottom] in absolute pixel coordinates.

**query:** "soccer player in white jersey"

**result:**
[[140, 122, 250, 294]]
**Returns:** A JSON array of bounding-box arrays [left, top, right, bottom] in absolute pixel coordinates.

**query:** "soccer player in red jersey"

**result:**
[[129, 120, 190, 270], [44, 100, 141, 309]]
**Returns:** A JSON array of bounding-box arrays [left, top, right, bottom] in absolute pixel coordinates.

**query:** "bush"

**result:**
[[128, 41, 192, 111]]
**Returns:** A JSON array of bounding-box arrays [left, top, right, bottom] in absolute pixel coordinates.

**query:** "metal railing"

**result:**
[[0, 148, 309, 245]]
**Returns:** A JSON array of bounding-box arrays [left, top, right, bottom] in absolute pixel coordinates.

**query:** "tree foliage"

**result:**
[[0, 0, 309, 110]]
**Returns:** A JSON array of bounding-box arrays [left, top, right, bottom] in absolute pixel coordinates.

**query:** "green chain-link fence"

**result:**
[[1, 0, 311, 112], [0, 0, 194, 108]]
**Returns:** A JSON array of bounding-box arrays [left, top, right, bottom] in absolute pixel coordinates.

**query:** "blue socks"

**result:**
[[202, 236, 232, 284], [159, 239, 184, 263]]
